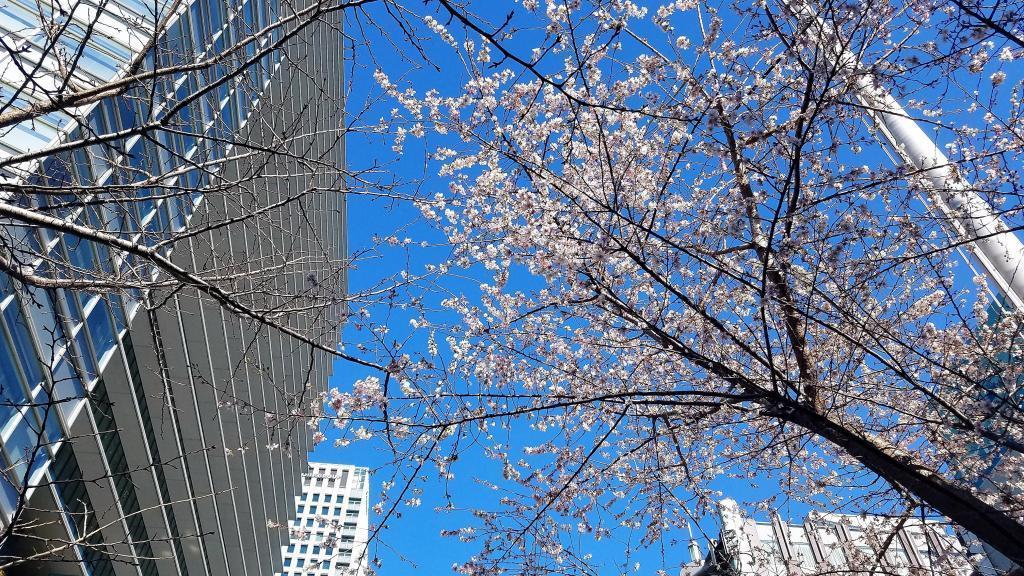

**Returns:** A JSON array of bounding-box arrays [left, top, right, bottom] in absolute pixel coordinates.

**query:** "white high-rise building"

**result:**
[[277, 463, 371, 576]]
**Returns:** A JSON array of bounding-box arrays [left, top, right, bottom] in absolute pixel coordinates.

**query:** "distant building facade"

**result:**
[[276, 463, 371, 576], [682, 499, 979, 576]]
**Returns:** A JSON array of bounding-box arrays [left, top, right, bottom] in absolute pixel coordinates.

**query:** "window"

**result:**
[[296, 559, 304, 568], [812, 524, 846, 567], [5, 413, 43, 480], [756, 523, 779, 553], [322, 506, 330, 515], [345, 510, 358, 518], [71, 324, 96, 380], [324, 495, 332, 503], [288, 545, 295, 553], [846, 527, 876, 562], [284, 558, 291, 567], [4, 302, 43, 388], [0, 324, 28, 425], [51, 358, 84, 424], [315, 478, 323, 487], [306, 519, 314, 528], [334, 508, 342, 517], [65, 235, 97, 277], [312, 546, 321, 555], [300, 545, 308, 554], [328, 478, 336, 488], [883, 537, 911, 567], [311, 494, 320, 502], [86, 296, 116, 365], [297, 505, 305, 513], [753, 522, 784, 574], [787, 526, 816, 571], [908, 530, 935, 565]]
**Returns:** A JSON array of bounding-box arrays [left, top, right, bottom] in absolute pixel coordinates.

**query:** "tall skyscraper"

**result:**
[[681, 499, 979, 576], [277, 462, 370, 576], [0, 0, 346, 571]]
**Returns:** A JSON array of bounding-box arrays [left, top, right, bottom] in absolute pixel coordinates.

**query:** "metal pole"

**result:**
[[782, 0, 1024, 310]]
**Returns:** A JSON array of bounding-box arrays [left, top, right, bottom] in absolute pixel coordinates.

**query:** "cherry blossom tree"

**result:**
[[335, 0, 1024, 574]]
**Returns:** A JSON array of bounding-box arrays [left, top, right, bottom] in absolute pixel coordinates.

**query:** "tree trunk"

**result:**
[[767, 399, 1024, 567]]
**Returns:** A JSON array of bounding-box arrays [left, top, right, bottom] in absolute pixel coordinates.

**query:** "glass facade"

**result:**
[[0, 0, 346, 568], [0, 0, 284, 523]]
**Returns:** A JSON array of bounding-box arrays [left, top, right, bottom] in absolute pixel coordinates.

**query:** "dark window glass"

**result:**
[[4, 303, 43, 387], [0, 326, 26, 424], [51, 355, 83, 399], [86, 298, 116, 363], [4, 412, 41, 481], [71, 328, 97, 383]]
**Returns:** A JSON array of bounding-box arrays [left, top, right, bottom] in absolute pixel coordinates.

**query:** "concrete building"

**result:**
[[0, 0, 346, 571], [681, 499, 978, 576], [276, 463, 370, 576]]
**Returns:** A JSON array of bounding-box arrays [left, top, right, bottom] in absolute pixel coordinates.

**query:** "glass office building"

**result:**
[[276, 463, 370, 576], [0, 0, 346, 571]]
